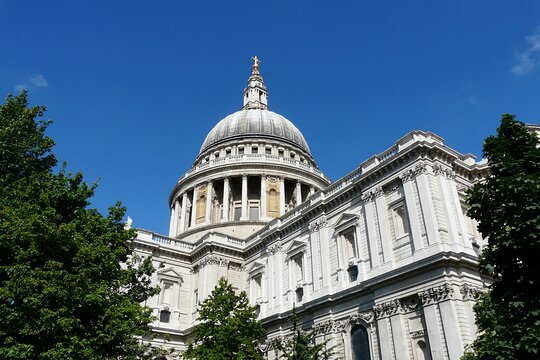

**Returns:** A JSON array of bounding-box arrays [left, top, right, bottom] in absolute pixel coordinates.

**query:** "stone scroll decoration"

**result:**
[[308, 215, 328, 233], [192, 255, 230, 272], [361, 186, 384, 203], [418, 283, 454, 306], [459, 283, 484, 301], [399, 162, 428, 183], [432, 164, 456, 179], [266, 242, 282, 254], [312, 310, 376, 335]]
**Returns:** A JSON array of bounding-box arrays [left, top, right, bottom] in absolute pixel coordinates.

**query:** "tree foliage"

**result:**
[[463, 115, 540, 359], [183, 277, 266, 360], [0, 92, 160, 359], [272, 307, 333, 360]]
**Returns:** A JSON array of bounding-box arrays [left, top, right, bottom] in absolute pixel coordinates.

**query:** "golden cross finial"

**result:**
[[251, 56, 260, 74]]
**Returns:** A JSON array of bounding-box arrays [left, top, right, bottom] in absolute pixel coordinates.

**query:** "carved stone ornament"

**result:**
[[400, 162, 428, 183], [400, 295, 421, 312], [411, 329, 425, 338], [433, 164, 455, 179], [266, 242, 283, 254], [313, 309, 375, 335], [460, 283, 483, 300], [196, 255, 230, 268], [418, 283, 454, 306], [308, 215, 328, 232], [228, 263, 246, 272], [374, 299, 402, 319]]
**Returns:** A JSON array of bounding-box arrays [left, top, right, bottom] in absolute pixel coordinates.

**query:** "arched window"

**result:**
[[351, 325, 371, 360]]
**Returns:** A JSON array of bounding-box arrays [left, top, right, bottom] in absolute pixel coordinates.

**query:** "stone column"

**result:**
[[260, 175, 267, 218], [419, 284, 453, 360], [190, 186, 198, 227], [415, 164, 440, 245], [168, 202, 176, 237], [279, 177, 286, 215], [221, 177, 230, 222], [401, 173, 424, 252], [309, 186, 315, 195], [205, 180, 213, 224], [179, 192, 188, 233], [374, 187, 393, 264], [436, 168, 461, 245], [296, 181, 302, 206], [173, 199, 180, 236], [241, 175, 248, 220], [362, 193, 381, 268]]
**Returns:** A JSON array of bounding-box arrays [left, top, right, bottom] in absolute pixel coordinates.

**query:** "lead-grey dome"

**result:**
[[200, 109, 311, 154]]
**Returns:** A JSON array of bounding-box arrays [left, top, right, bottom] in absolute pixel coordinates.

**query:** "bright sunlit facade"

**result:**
[[133, 58, 489, 360]]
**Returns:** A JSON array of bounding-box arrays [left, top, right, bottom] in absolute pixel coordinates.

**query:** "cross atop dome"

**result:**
[[251, 56, 260, 75], [243, 56, 268, 110]]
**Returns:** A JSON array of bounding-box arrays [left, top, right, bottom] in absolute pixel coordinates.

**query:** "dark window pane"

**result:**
[[351, 325, 370, 360]]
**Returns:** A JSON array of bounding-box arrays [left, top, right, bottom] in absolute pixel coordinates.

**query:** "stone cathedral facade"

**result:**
[[133, 58, 489, 360]]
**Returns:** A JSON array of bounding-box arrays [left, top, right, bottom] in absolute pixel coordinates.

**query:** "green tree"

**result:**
[[463, 115, 540, 359], [0, 92, 160, 359], [183, 277, 266, 360], [272, 306, 333, 360]]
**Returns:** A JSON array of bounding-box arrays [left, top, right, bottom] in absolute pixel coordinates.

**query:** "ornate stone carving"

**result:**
[[411, 329, 425, 338], [362, 191, 375, 203], [308, 215, 328, 232], [228, 263, 246, 272], [313, 309, 375, 335], [351, 310, 375, 324], [460, 283, 483, 300], [400, 162, 428, 183], [433, 164, 456, 179], [374, 299, 402, 318], [418, 283, 454, 306], [196, 255, 229, 268], [266, 242, 283, 254], [400, 295, 420, 312]]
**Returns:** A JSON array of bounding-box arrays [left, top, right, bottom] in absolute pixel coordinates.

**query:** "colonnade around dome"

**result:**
[[169, 173, 317, 238]]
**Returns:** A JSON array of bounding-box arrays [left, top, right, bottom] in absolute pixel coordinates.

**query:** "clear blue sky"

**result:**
[[1, 1, 539, 235]]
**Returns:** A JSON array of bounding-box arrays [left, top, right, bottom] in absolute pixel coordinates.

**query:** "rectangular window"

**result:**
[[234, 206, 242, 221], [238, 147, 244, 155], [265, 147, 272, 155], [249, 206, 259, 220], [160, 310, 171, 323]]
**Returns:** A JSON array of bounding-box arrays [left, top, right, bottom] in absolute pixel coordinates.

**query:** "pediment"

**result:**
[[247, 261, 265, 274], [285, 239, 307, 258], [333, 212, 359, 232], [157, 267, 183, 283]]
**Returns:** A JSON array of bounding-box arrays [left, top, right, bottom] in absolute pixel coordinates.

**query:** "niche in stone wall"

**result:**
[[196, 184, 207, 224], [266, 176, 280, 218]]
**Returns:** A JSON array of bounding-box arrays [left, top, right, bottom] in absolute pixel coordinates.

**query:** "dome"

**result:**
[[200, 109, 311, 154]]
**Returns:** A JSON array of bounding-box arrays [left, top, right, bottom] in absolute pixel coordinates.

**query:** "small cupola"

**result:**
[[243, 56, 268, 110]]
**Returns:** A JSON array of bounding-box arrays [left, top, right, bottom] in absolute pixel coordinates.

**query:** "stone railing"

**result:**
[[184, 153, 327, 180], [135, 229, 195, 251]]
